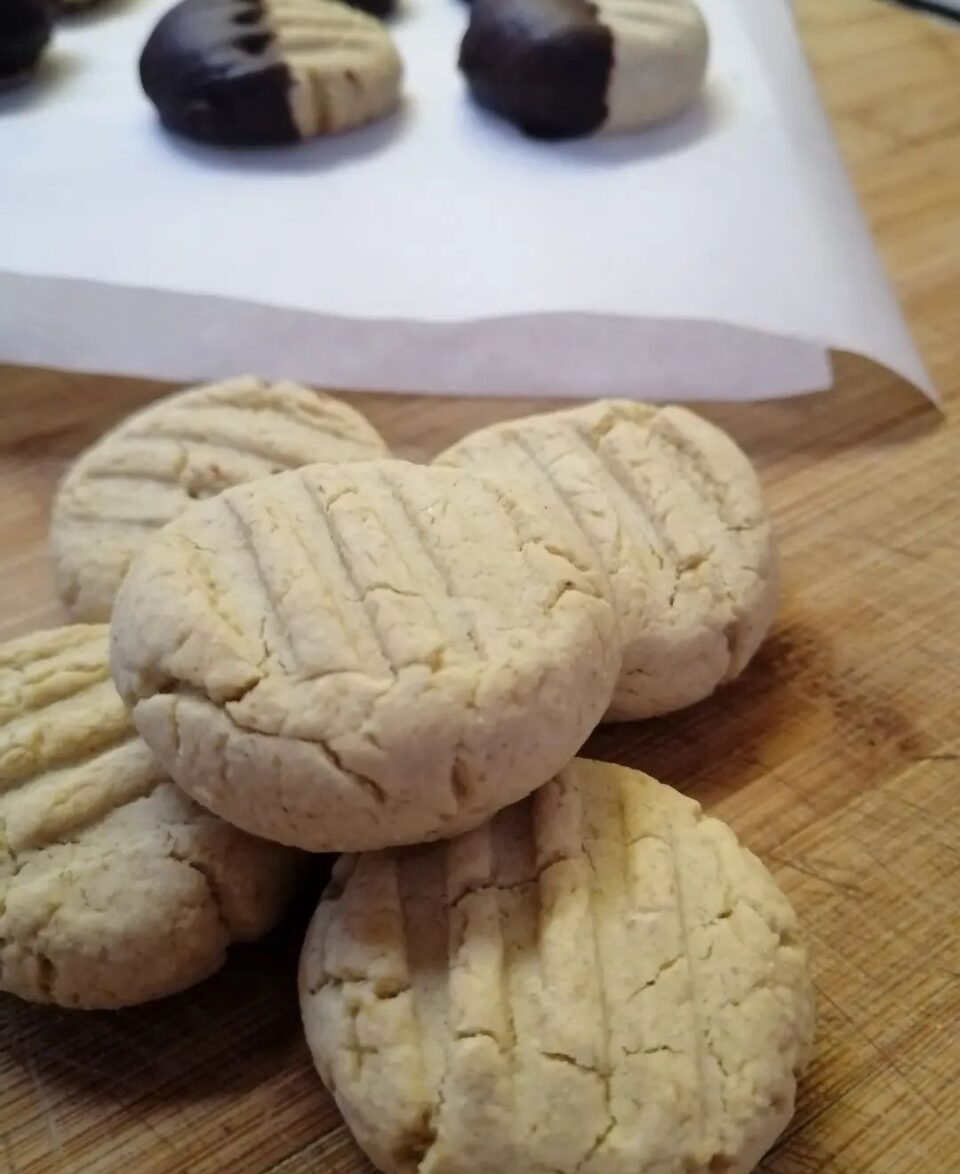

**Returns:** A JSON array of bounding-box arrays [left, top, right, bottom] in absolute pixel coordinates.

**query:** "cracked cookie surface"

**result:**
[[299, 757, 815, 1174], [0, 625, 301, 1009], [437, 400, 777, 721], [52, 376, 390, 622], [109, 460, 621, 853]]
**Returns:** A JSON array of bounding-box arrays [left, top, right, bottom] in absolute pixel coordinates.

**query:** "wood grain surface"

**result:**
[[2, 1, 959, 1170]]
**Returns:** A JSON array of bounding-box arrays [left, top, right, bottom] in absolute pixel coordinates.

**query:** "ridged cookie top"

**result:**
[[0, 625, 300, 1009], [52, 376, 389, 622], [109, 460, 621, 852], [139, 0, 403, 145], [437, 400, 777, 720], [300, 758, 815, 1174]]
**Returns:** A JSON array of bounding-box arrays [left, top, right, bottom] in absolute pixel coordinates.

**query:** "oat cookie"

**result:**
[[0, 625, 301, 1009], [437, 400, 777, 720], [52, 376, 389, 622], [109, 460, 621, 853], [139, 0, 403, 146], [299, 757, 815, 1174]]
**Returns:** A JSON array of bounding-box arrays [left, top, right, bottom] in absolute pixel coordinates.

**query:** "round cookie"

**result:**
[[109, 460, 621, 853], [139, 0, 403, 147], [299, 757, 815, 1174], [0, 0, 53, 90], [51, 375, 390, 622], [0, 625, 301, 1009], [436, 400, 777, 721], [459, 0, 708, 140]]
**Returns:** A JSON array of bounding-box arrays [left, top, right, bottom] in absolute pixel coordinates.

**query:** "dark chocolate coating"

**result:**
[[343, 0, 394, 19], [459, 0, 612, 140], [57, 0, 108, 14], [139, 0, 299, 146], [0, 0, 53, 85]]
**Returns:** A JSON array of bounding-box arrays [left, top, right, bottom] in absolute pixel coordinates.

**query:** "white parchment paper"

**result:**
[[0, 0, 934, 400]]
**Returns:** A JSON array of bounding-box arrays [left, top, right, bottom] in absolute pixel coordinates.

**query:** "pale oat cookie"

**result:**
[[109, 460, 621, 853], [52, 376, 389, 622], [299, 757, 815, 1174], [0, 625, 301, 1009], [437, 400, 777, 721]]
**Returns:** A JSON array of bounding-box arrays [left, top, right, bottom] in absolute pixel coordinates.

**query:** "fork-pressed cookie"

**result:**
[[0, 625, 301, 1009], [109, 459, 621, 853], [437, 400, 777, 721], [52, 376, 389, 622], [139, 0, 403, 146], [299, 757, 815, 1174]]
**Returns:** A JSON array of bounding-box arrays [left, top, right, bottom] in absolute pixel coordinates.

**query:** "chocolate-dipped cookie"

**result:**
[[139, 0, 402, 147], [0, 0, 53, 89], [459, 0, 708, 140]]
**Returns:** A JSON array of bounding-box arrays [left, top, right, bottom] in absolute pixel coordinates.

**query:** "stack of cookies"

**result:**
[[1, 377, 815, 1174]]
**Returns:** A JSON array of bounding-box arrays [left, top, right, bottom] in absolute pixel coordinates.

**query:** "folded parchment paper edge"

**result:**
[[0, 270, 838, 401]]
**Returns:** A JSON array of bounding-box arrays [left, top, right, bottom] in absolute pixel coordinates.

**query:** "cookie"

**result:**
[[139, 0, 403, 147], [0, 0, 53, 90], [0, 625, 301, 1009], [51, 376, 390, 622], [299, 757, 815, 1174], [459, 0, 708, 140], [109, 460, 621, 853], [437, 401, 777, 721]]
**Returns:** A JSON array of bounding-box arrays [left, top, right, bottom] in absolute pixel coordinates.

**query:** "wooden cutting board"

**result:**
[[2, 1, 958, 1170]]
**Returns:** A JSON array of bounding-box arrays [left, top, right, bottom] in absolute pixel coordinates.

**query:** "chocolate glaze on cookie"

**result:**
[[0, 0, 53, 89], [140, 0, 298, 145], [459, 0, 612, 140]]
